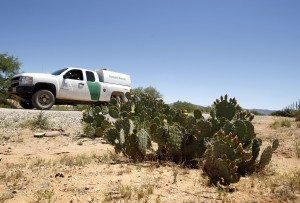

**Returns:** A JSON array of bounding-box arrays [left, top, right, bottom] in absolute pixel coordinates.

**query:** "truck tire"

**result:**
[[32, 90, 55, 110], [19, 101, 34, 109]]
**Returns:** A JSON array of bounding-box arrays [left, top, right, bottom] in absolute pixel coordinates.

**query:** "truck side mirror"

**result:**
[[63, 74, 67, 79]]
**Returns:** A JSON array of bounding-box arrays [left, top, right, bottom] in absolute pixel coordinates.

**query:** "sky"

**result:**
[[1, 0, 299, 110]]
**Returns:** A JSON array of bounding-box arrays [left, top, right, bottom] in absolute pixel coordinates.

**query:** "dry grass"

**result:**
[[266, 171, 300, 201], [103, 181, 154, 202], [20, 111, 51, 130], [270, 119, 292, 129], [296, 142, 300, 158], [32, 189, 55, 203], [270, 120, 280, 129], [281, 119, 292, 127]]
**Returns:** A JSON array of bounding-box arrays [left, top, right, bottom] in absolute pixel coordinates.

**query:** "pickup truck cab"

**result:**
[[9, 67, 131, 110]]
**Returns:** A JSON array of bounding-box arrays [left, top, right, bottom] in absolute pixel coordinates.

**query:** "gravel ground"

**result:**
[[0, 108, 83, 129], [0, 108, 266, 129]]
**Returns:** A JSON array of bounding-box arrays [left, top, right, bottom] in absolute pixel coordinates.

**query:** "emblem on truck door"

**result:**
[[86, 82, 101, 100]]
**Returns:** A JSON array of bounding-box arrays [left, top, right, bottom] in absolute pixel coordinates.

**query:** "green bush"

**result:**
[[0, 53, 21, 105], [171, 101, 211, 113], [293, 110, 300, 121]]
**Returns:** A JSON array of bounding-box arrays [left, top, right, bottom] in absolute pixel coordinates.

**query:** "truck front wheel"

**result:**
[[19, 101, 34, 109], [32, 90, 55, 110]]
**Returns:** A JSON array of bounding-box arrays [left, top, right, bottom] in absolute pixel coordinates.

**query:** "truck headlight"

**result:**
[[19, 76, 33, 85]]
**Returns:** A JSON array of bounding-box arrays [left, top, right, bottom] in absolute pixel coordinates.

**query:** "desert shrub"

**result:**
[[296, 142, 300, 158], [250, 110, 263, 115], [267, 171, 300, 200], [171, 101, 211, 113], [271, 109, 294, 117], [34, 189, 55, 203], [270, 120, 280, 129], [21, 111, 50, 130], [59, 154, 92, 166], [293, 110, 300, 121], [281, 119, 291, 127]]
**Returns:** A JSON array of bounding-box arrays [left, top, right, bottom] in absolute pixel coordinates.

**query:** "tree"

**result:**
[[171, 101, 212, 113], [0, 53, 21, 105], [132, 86, 144, 95], [133, 86, 163, 99]]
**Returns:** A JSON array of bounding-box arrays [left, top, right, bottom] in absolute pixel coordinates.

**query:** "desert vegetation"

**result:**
[[82, 93, 280, 186], [0, 94, 300, 202]]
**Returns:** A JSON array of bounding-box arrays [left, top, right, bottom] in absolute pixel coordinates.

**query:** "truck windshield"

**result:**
[[51, 68, 68, 75]]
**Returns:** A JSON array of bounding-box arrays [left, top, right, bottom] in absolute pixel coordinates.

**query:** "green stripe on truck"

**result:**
[[87, 82, 100, 100]]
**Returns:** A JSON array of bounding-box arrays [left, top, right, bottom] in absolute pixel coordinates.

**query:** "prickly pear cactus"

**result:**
[[109, 107, 120, 119], [81, 93, 279, 186], [258, 139, 278, 168], [231, 119, 255, 147], [123, 133, 143, 160], [137, 128, 150, 154], [214, 94, 241, 121], [258, 146, 273, 169], [237, 138, 279, 174], [203, 144, 240, 185], [202, 130, 253, 185], [82, 105, 111, 137], [194, 109, 203, 120], [83, 125, 96, 137], [165, 124, 184, 157]]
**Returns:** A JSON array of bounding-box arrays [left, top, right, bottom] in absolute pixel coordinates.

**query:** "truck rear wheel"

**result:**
[[32, 90, 55, 110], [19, 101, 34, 109]]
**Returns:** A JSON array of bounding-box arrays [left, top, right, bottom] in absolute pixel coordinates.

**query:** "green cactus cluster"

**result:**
[[203, 129, 279, 184], [203, 145, 240, 185], [237, 137, 279, 174], [81, 94, 279, 185], [104, 117, 150, 161], [82, 105, 111, 137], [213, 95, 241, 120]]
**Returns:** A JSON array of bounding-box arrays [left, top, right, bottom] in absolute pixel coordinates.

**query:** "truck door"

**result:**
[[85, 71, 101, 101], [58, 69, 90, 101]]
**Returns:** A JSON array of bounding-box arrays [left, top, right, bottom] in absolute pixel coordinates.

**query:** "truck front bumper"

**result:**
[[8, 85, 35, 102]]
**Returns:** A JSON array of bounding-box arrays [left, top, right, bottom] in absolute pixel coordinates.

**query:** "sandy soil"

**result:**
[[0, 109, 299, 203]]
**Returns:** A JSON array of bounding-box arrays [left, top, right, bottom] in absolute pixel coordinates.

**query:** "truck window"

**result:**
[[52, 68, 67, 75], [86, 71, 95, 82], [64, 69, 83, 80]]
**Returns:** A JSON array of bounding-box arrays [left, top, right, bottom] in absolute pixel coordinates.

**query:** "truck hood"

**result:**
[[13, 73, 57, 78]]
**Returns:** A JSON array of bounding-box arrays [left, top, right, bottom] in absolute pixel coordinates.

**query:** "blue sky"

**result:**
[[1, 0, 299, 110]]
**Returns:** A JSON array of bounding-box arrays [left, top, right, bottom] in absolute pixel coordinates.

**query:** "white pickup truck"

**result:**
[[8, 67, 131, 110]]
